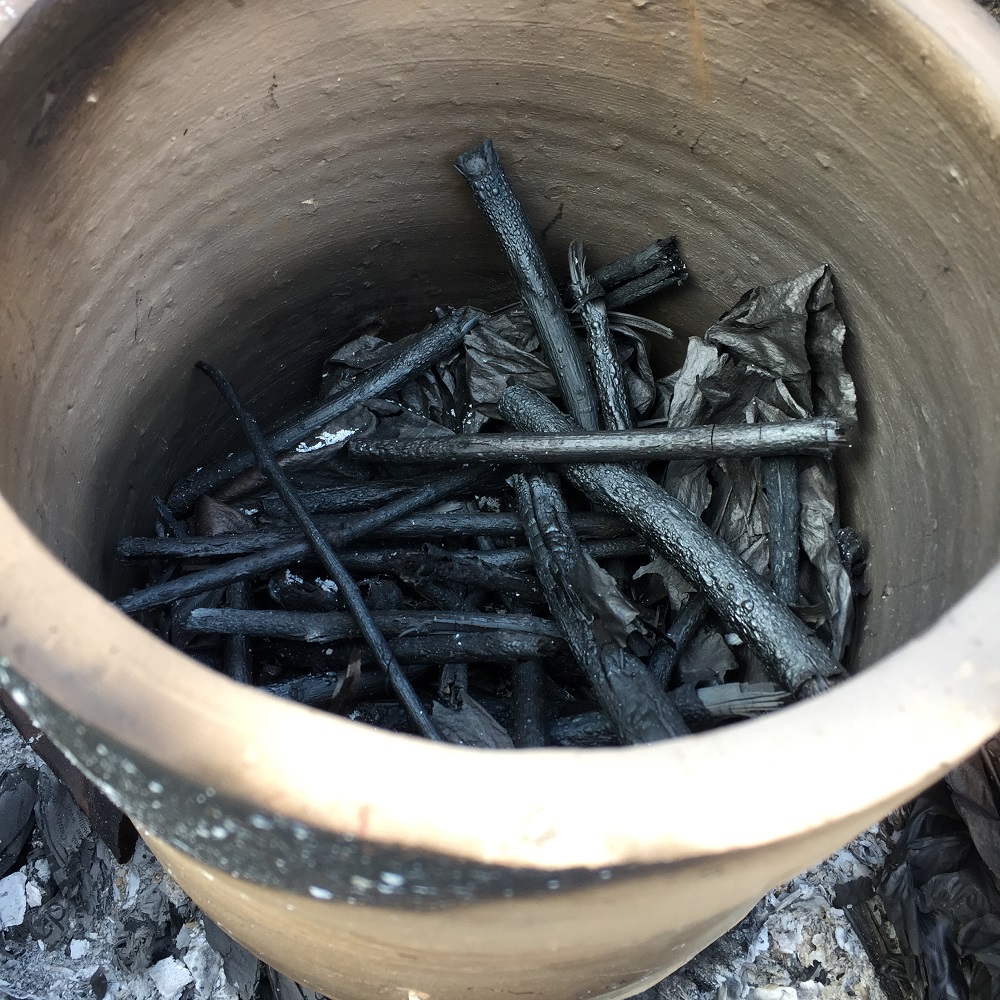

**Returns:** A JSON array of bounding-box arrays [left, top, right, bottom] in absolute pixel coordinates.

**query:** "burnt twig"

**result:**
[[763, 455, 801, 605], [591, 237, 687, 293], [604, 260, 689, 311], [184, 607, 562, 643], [648, 594, 707, 689], [346, 418, 847, 466], [222, 581, 252, 685], [568, 241, 633, 432], [116, 511, 633, 562], [194, 361, 441, 740], [167, 309, 480, 513], [455, 138, 600, 430]]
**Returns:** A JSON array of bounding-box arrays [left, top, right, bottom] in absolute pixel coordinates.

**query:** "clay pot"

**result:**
[[2, 0, 1000, 997]]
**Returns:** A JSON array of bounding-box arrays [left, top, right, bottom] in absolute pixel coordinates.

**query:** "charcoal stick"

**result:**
[[347, 419, 847, 466], [455, 139, 600, 430]]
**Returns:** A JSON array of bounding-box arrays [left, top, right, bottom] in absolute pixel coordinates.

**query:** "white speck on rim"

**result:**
[[380, 872, 405, 888], [147, 780, 164, 794], [249, 814, 273, 830], [210, 826, 228, 840], [308, 885, 333, 900]]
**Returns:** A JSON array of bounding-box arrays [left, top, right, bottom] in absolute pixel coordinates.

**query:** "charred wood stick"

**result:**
[[192, 362, 441, 740], [455, 138, 600, 430], [185, 607, 563, 643], [763, 456, 801, 605], [264, 509, 627, 541], [511, 659, 546, 748], [347, 418, 846, 466], [514, 469, 689, 744], [591, 237, 687, 292], [250, 480, 422, 517], [154, 497, 187, 538], [499, 383, 842, 695], [268, 631, 567, 674], [115, 468, 486, 611], [117, 511, 631, 561], [648, 594, 707, 689], [222, 581, 252, 685], [166, 309, 480, 514], [569, 241, 634, 432], [349, 538, 648, 583], [392, 546, 543, 604], [604, 261, 689, 311]]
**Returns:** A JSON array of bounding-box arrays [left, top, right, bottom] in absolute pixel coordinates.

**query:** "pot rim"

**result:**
[[2, 0, 1000, 874]]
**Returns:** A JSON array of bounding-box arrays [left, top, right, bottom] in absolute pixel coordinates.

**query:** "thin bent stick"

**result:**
[[195, 361, 442, 741]]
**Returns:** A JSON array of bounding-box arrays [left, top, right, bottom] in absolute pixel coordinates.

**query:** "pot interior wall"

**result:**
[[0, 0, 998, 670]]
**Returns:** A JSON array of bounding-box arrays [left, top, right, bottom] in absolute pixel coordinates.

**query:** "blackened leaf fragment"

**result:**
[[705, 268, 821, 415], [464, 309, 558, 413], [806, 266, 858, 424], [193, 495, 256, 536], [799, 459, 854, 661], [709, 458, 771, 579]]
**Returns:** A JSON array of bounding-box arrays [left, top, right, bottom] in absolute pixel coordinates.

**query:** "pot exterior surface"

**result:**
[[2, 1, 1000, 998]]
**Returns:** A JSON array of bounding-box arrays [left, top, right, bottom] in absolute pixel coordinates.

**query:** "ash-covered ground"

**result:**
[[1, 710, 905, 1000]]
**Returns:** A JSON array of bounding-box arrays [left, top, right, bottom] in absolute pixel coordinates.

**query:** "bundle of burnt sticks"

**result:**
[[115, 138, 866, 749]]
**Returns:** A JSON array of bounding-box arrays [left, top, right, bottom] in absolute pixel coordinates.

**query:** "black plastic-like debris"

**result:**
[[0, 766, 37, 879], [203, 915, 264, 1000]]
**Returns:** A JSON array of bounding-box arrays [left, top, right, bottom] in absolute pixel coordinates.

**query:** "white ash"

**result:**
[[294, 428, 355, 454], [648, 826, 907, 1000], [149, 955, 194, 998], [0, 871, 27, 929]]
